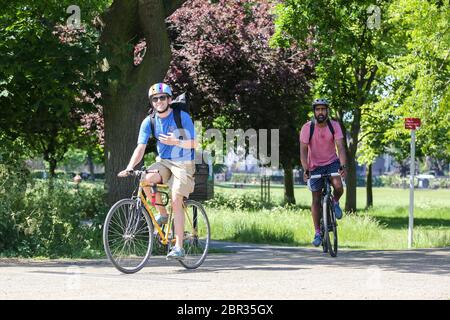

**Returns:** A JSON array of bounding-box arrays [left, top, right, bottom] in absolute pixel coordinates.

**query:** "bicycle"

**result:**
[[103, 167, 211, 274], [308, 172, 341, 257]]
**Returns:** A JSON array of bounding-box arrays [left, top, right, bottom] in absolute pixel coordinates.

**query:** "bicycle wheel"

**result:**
[[323, 196, 338, 257], [321, 195, 329, 253], [320, 219, 328, 253], [327, 198, 338, 257], [177, 199, 210, 269], [103, 199, 154, 274]]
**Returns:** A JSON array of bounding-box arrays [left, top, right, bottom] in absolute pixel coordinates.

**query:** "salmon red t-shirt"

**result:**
[[299, 120, 343, 170]]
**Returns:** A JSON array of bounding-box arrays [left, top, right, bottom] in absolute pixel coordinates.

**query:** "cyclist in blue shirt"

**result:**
[[118, 83, 197, 260]]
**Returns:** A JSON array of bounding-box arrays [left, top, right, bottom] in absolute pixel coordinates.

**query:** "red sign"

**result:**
[[404, 118, 421, 130]]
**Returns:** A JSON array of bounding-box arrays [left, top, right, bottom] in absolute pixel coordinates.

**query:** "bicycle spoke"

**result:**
[[177, 200, 210, 269], [104, 200, 154, 273]]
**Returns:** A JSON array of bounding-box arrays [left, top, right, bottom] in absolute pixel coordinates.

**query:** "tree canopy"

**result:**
[[0, 1, 109, 176], [166, 0, 316, 203]]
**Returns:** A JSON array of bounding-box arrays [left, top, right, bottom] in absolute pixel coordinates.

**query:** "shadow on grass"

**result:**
[[372, 216, 450, 229]]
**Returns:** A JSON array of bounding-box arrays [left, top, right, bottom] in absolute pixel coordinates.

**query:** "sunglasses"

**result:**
[[151, 95, 168, 103]]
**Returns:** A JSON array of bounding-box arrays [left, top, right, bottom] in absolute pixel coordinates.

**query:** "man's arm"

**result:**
[[335, 138, 347, 177], [118, 144, 147, 177], [300, 142, 309, 181], [127, 143, 147, 169]]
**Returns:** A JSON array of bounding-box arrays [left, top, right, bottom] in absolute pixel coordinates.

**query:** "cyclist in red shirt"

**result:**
[[300, 99, 347, 247]]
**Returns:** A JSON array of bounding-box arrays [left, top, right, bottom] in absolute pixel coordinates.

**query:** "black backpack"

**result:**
[[308, 118, 336, 143], [148, 92, 190, 141]]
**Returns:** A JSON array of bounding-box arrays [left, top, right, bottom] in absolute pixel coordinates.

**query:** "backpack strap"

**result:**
[[150, 108, 187, 141], [173, 108, 187, 140], [309, 119, 315, 143], [149, 113, 158, 141], [326, 119, 335, 138], [308, 118, 335, 143], [173, 108, 183, 130]]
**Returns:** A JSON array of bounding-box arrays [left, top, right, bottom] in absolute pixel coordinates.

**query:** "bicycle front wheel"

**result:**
[[323, 196, 338, 257], [103, 199, 154, 274], [177, 199, 210, 269]]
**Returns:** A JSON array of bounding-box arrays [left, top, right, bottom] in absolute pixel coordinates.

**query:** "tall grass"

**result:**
[[206, 186, 450, 249], [207, 206, 388, 248]]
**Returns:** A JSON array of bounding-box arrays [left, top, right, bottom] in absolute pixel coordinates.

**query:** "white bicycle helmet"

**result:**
[[312, 98, 330, 108]]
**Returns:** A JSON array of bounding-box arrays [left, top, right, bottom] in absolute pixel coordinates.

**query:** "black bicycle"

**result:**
[[308, 172, 341, 257]]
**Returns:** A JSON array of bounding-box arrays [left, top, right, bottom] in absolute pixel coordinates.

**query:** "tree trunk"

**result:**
[[87, 153, 95, 181], [47, 156, 57, 191], [281, 159, 295, 205], [344, 64, 377, 213], [366, 163, 373, 208], [344, 106, 361, 213], [101, 0, 180, 205], [345, 154, 357, 213]]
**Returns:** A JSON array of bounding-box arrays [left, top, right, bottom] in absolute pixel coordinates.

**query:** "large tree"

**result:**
[[379, 0, 450, 164], [0, 1, 107, 182], [165, 0, 315, 204], [359, 0, 449, 205], [99, 0, 186, 204], [272, 0, 401, 212]]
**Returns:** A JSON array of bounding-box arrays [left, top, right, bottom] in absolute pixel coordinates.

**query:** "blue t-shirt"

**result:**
[[137, 110, 195, 161]]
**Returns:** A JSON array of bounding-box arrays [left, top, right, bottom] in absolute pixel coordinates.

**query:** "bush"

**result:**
[[204, 192, 266, 210], [0, 178, 107, 258], [0, 136, 31, 253], [1, 136, 108, 258], [430, 178, 450, 189], [204, 191, 303, 211], [230, 173, 261, 184]]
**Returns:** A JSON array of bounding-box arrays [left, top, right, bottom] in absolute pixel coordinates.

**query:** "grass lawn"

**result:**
[[207, 184, 450, 250]]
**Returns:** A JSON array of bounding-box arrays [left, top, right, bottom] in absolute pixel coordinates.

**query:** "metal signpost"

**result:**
[[404, 118, 421, 249]]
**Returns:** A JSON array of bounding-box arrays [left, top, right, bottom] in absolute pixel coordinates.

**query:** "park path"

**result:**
[[0, 242, 448, 300]]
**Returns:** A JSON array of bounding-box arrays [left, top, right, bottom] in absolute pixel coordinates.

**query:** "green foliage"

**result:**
[[230, 173, 260, 184], [359, 0, 450, 165], [60, 148, 89, 172], [0, 177, 107, 258], [205, 192, 267, 211], [0, 135, 32, 252], [143, 151, 157, 166], [272, 0, 402, 212], [206, 201, 450, 249], [0, 1, 109, 176]]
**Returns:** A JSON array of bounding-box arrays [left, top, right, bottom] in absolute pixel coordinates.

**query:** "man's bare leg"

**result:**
[[143, 172, 168, 216], [171, 193, 185, 248]]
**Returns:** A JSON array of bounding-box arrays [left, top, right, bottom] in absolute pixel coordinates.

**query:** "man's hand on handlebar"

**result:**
[[338, 165, 347, 179], [303, 169, 310, 182], [118, 168, 133, 177], [117, 168, 159, 178]]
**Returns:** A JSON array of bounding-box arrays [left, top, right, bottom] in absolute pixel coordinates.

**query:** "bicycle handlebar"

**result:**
[[120, 168, 159, 178], [308, 172, 341, 180]]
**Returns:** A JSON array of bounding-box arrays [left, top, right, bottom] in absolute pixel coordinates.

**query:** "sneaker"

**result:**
[[154, 214, 168, 226], [312, 233, 322, 247], [166, 246, 185, 260], [333, 201, 343, 220]]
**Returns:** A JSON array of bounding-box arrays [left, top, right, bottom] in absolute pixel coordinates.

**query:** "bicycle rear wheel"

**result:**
[[103, 199, 154, 274], [177, 199, 210, 269]]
